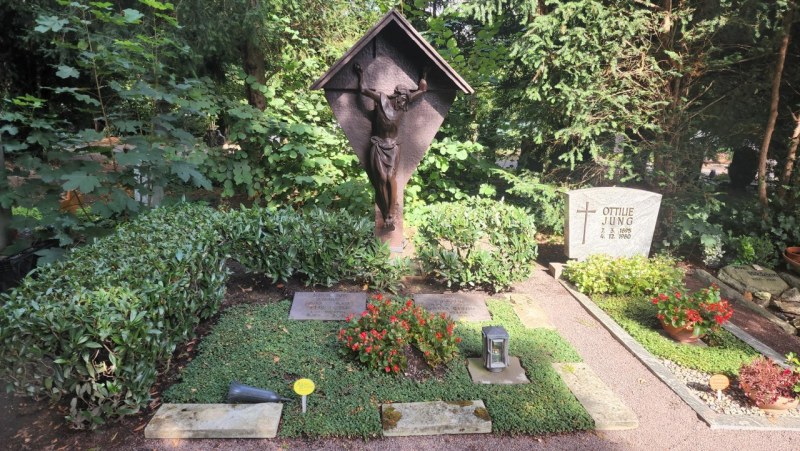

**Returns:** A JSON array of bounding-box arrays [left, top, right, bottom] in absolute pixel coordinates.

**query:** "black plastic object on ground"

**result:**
[[227, 381, 292, 403]]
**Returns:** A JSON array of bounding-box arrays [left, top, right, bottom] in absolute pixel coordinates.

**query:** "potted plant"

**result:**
[[738, 356, 799, 411], [650, 285, 734, 343]]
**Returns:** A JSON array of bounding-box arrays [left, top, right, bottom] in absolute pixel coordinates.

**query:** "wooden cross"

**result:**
[[577, 202, 596, 245]]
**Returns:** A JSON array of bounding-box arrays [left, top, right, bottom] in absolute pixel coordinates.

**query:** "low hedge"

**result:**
[[225, 207, 407, 290], [414, 198, 538, 292], [563, 254, 684, 296], [0, 204, 228, 428]]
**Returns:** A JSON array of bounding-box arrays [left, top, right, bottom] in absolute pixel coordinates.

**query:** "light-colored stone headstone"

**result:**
[[718, 265, 790, 297], [144, 403, 282, 439], [289, 292, 367, 320], [564, 187, 661, 259], [381, 400, 492, 436], [412, 293, 491, 321]]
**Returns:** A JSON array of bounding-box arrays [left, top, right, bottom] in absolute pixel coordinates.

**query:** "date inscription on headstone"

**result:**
[[413, 293, 491, 321], [289, 292, 367, 320]]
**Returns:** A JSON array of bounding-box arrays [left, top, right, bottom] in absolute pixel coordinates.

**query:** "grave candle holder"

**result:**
[[481, 326, 509, 372]]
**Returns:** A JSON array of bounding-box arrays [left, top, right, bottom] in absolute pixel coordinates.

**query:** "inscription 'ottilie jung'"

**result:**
[[599, 206, 634, 240]]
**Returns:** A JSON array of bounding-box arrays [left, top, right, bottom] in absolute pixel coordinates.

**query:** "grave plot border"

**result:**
[[559, 279, 800, 431]]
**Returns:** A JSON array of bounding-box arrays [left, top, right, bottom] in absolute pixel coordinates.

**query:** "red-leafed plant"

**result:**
[[337, 294, 461, 374], [738, 356, 800, 407], [651, 285, 733, 337]]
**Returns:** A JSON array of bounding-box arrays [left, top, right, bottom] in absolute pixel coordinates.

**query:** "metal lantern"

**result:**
[[481, 326, 509, 372]]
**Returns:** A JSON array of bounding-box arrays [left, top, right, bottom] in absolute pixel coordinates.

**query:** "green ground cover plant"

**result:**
[[414, 198, 538, 292], [164, 299, 593, 437], [0, 204, 228, 429], [593, 294, 758, 375], [564, 255, 758, 374]]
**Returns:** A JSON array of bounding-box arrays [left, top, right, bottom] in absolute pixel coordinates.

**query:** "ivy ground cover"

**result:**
[[165, 299, 593, 437]]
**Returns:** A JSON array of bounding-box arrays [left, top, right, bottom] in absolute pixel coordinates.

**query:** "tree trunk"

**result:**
[[779, 111, 800, 199], [758, 4, 794, 212], [0, 141, 11, 253], [243, 37, 267, 111]]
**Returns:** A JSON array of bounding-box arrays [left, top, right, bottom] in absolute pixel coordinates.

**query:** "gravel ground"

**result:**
[[660, 358, 800, 418]]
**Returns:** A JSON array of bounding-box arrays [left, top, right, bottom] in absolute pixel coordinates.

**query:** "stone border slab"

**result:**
[[381, 400, 492, 436], [144, 403, 282, 439], [694, 269, 796, 335], [289, 292, 367, 320], [506, 294, 556, 329], [559, 279, 800, 430], [466, 357, 530, 384], [412, 293, 491, 321], [552, 362, 638, 431]]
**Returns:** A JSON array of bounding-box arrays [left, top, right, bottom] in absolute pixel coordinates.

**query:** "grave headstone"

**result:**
[[413, 293, 491, 321], [144, 403, 282, 439], [565, 187, 662, 259], [381, 400, 491, 436], [289, 292, 367, 320]]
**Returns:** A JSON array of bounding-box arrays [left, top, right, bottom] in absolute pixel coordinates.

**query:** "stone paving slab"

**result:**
[[289, 292, 366, 320], [552, 362, 638, 431], [506, 294, 556, 329], [466, 357, 530, 384], [381, 400, 492, 436], [412, 293, 491, 321], [144, 403, 282, 439], [559, 278, 800, 431]]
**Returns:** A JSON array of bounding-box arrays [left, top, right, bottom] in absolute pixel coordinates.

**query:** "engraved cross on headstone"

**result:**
[[577, 202, 596, 245]]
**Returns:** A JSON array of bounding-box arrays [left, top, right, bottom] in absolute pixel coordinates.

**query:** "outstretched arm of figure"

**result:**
[[408, 67, 428, 103], [354, 64, 381, 102]]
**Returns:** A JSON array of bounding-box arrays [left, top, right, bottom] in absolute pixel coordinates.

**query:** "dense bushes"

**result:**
[[563, 254, 684, 296], [225, 207, 408, 290], [415, 198, 538, 292], [0, 204, 228, 428]]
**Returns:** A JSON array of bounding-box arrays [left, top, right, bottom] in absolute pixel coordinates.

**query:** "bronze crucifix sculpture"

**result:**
[[354, 63, 427, 229]]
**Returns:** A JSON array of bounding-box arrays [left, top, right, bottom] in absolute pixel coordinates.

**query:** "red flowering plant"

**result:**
[[738, 356, 800, 407], [337, 294, 462, 374], [650, 285, 733, 338]]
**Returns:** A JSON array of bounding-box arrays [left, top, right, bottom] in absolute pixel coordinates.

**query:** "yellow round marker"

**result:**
[[294, 378, 315, 414], [294, 378, 315, 396]]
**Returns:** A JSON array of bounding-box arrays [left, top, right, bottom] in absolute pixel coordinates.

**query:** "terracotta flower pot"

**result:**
[[659, 319, 703, 343], [784, 252, 800, 274], [740, 381, 800, 413]]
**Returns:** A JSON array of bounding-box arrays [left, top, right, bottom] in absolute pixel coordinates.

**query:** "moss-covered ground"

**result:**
[[165, 299, 594, 437]]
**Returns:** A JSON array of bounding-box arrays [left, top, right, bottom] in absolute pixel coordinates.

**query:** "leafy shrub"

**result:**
[[0, 204, 228, 428], [563, 254, 683, 296], [224, 206, 408, 290], [738, 356, 799, 407], [337, 294, 461, 373], [725, 234, 778, 268], [414, 198, 538, 292]]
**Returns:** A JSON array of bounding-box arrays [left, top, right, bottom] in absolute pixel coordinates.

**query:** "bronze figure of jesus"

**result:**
[[354, 63, 427, 229]]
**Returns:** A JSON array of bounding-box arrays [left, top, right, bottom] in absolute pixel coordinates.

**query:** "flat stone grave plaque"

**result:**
[[718, 265, 790, 297], [289, 292, 367, 320], [144, 403, 282, 439], [412, 293, 491, 321], [381, 400, 491, 436], [565, 187, 662, 259]]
